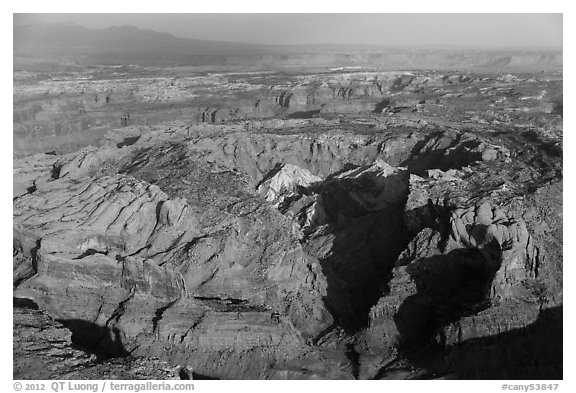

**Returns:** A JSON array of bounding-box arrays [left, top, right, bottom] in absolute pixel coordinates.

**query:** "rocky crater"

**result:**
[[13, 71, 562, 380]]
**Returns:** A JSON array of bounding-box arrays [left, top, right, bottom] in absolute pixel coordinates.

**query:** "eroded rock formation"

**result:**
[[13, 110, 562, 379]]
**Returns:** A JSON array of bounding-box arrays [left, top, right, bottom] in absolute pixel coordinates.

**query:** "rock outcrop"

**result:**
[[13, 297, 182, 380], [13, 113, 562, 379], [366, 202, 541, 350], [257, 163, 322, 206]]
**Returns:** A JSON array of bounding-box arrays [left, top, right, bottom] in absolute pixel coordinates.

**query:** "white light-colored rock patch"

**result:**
[[257, 163, 322, 206]]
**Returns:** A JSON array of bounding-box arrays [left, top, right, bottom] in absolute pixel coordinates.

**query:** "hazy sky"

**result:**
[[14, 13, 562, 48]]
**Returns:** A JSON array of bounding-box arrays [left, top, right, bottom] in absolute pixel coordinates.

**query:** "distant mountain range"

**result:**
[[15, 23, 267, 54], [14, 23, 563, 72]]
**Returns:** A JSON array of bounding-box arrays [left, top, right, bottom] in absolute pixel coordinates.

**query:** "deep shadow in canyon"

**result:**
[[396, 305, 563, 380], [317, 202, 410, 334], [395, 236, 503, 349], [56, 319, 131, 362], [387, 237, 562, 379]]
